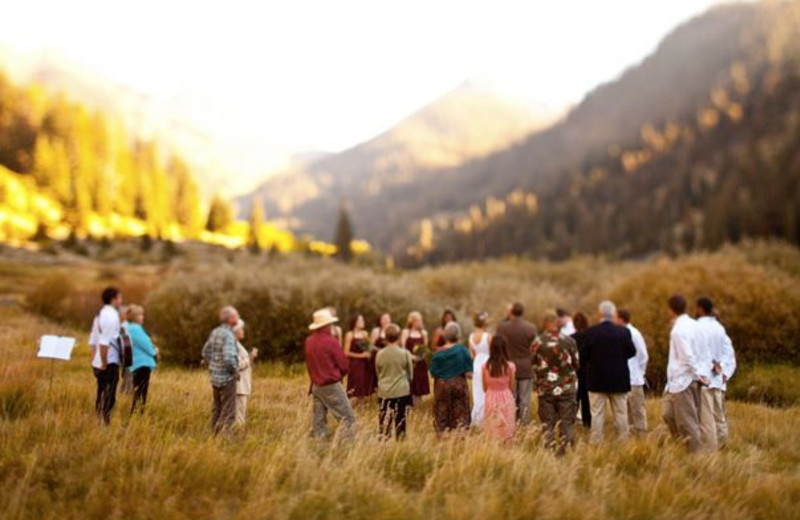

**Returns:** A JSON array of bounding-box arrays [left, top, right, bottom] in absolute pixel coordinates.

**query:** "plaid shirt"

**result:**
[[202, 325, 239, 387]]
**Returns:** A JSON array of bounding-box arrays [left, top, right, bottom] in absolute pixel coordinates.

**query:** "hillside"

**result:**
[[397, 1, 800, 264], [238, 81, 558, 238]]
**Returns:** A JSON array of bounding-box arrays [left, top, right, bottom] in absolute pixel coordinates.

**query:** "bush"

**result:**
[[25, 273, 75, 321], [727, 364, 800, 407], [609, 251, 800, 390]]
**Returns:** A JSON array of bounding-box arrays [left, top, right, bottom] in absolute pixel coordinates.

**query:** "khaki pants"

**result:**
[[627, 385, 647, 436], [700, 387, 728, 450], [538, 394, 577, 455], [662, 381, 702, 453], [588, 391, 629, 444], [235, 394, 248, 427], [513, 378, 533, 426], [311, 382, 356, 440]]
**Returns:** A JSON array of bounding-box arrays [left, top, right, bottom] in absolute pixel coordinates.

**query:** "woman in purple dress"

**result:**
[[402, 311, 431, 405], [431, 309, 457, 351], [344, 313, 374, 406]]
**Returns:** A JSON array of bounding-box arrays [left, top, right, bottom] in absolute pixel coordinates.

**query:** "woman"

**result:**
[[344, 313, 374, 406], [469, 311, 491, 426], [126, 304, 158, 415], [402, 311, 431, 405], [483, 334, 516, 442], [119, 305, 134, 395], [327, 307, 344, 347], [234, 319, 258, 426], [431, 309, 457, 350], [571, 311, 591, 429], [429, 322, 473, 436], [370, 313, 392, 350]]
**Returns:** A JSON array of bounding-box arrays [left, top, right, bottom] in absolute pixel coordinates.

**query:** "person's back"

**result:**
[[532, 331, 579, 397], [376, 344, 413, 399], [583, 321, 635, 393], [496, 317, 537, 378], [128, 322, 157, 372]]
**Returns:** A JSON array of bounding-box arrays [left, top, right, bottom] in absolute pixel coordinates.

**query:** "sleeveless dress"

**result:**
[[405, 332, 431, 398], [347, 336, 374, 398], [484, 362, 516, 440], [470, 332, 490, 426]]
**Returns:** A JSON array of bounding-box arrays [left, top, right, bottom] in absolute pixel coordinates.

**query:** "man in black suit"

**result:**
[[582, 300, 636, 444]]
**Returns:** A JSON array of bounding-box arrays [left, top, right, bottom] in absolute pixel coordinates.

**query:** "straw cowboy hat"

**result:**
[[309, 308, 339, 331]]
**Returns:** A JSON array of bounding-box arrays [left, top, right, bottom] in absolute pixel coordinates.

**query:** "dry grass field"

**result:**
[[1, 244, 800, 519]]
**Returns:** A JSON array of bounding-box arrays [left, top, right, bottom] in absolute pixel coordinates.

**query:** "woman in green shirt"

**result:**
[[430, 321, 473, 436]]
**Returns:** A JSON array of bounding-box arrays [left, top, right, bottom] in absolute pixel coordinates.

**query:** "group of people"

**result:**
[[88, 285, 737, 454], [298, 296, 737, 453], [88, 287, 159, 424]]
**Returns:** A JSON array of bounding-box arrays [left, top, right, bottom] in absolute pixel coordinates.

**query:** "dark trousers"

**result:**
[[212, 381, 237, 435], [538, 393, 577, 456], [379, 395, 412, 440], [577, 373, 591, 428], [130, 367, 151, 415], [94, 364, 119, 425]]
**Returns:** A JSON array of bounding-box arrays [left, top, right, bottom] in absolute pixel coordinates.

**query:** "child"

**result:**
[[482, 335, 516, 442], [375, 324, 414, 439]]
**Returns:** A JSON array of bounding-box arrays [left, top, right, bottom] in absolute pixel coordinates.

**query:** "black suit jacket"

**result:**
[[582, 321, 636, 393]]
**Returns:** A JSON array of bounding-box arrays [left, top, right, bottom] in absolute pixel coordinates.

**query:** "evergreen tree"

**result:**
[[248, 196, 265, 254], [334, 202, 354, 262], [205, 194, 234, 233]]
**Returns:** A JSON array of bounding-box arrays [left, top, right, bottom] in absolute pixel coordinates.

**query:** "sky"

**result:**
[[2, 0, 731, 190]]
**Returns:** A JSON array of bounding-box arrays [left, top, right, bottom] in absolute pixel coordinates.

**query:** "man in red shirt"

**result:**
[[305, 308, 356, 439]]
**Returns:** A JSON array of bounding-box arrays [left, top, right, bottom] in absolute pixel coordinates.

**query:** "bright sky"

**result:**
[[3, 0, 730, 187]]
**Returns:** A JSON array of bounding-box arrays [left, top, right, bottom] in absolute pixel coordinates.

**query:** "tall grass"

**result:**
[[1, 305, 799, 519]]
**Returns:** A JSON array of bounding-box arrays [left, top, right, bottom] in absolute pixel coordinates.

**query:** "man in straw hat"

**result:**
[[304, 307, 356, 439]]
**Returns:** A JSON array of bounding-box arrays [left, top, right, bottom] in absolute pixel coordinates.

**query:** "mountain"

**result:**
[[400, 1, 800, 264], [238, 81, 562, 239]]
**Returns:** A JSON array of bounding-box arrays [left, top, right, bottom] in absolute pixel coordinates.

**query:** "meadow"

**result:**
[[1, 241, 800, 519]]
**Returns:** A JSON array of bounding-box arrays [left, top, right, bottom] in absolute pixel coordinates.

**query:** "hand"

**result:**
[[699, 376, 710, 386], [101, 362, 107, 371], [251, 347, 259, 359], [712, 362, 722, 375], [723, 375, 728, 384]]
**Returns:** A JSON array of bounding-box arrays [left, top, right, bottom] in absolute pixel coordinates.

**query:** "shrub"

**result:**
[[727, 364, 800, 407], [25, 273, 75, 321], [609, 251, 800, 390]]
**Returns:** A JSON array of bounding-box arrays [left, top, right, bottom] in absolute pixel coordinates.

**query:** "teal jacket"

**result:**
[[128, 322, 158, 372]]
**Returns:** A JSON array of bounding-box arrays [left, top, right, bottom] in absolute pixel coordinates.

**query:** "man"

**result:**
[[695, 297, 736, 449], [496, 302, 538, 425], [531, 314, 580, 456], [557, 308, 576, 336], [582, 300, 636, 444], [89, 287, 123, 425], [375, 323, 414, 440], [616, 309, 649, 436], [202, 305, 240, 435], [663, 295, 707, 453], [305, 307, 355, 440]]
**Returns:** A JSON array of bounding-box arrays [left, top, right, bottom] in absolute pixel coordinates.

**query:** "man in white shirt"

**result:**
[[617, 309, 649, 436], [557, 308, 576, 336], [696, 297, 736, 449], [662, 294, 708, 453], [89, 287, 123, 425]]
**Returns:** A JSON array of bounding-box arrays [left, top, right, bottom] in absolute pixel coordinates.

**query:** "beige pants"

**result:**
[[235, 394, 248, 427], [627, 385, 647, 435], [700, 387, 728, 450], [662, 382, 702, 453], [588, 392, 630, 444]]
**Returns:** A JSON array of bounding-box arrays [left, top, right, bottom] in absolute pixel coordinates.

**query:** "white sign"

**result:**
[[38, 336, 76, 361]]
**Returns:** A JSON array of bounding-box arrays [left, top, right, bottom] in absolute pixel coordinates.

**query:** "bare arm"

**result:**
[[508, 363, 516, 392], [344, 332, 356, 359], [482, 365, 489, 392]]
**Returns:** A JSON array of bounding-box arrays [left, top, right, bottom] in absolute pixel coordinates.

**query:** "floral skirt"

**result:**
[[433, 376, 470, 433], [485, 388, 516, 440]]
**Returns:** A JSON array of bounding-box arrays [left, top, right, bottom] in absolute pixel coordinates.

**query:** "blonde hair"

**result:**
[[406, 311, 423, 329], [127, 304, 144, 322]]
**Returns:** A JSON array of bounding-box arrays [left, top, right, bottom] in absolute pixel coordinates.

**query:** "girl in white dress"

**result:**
[[469, 312, 492, 426]]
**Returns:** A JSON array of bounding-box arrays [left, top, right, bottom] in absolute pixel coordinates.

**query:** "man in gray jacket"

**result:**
[[496, 302, 538, 425]]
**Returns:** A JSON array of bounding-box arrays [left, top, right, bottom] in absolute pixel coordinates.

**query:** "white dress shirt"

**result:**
[[666, 314, 703, 394], [626, 323, 649, 386], [696, 316, 734, 390], [720, 334, 736, 391], [89, 305, 121, 368], [560, 318, 576, 336]]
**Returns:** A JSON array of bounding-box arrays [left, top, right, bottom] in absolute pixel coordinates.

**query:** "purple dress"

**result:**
[[405, 333, 431, 398], [347, 337, 374, 398]]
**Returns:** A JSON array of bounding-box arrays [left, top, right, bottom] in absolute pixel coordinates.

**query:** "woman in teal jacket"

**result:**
[[126, 304, 159, 415]]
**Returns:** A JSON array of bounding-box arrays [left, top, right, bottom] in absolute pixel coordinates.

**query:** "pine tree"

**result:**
[[206, 194, 234, 233], [248, 196, 265, 254], [334, 202, 354, 262]]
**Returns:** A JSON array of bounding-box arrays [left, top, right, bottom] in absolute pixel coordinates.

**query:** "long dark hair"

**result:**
[[486, 334, 510, 378], [441, 309, 457, 328], [348, 313, 364, 332], [573, 312, 589, 333]]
